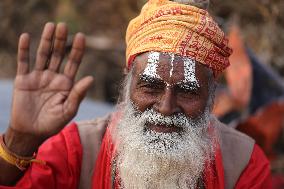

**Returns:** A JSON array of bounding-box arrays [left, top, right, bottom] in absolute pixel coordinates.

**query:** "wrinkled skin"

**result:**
[[130, 52, 212, 133], [0, 22, 93, 185]]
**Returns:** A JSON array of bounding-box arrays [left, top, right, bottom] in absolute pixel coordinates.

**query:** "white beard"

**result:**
[[112, 102, 216, 189]]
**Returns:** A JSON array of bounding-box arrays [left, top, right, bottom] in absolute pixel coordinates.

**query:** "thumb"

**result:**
[[64, 76, 94, 118]]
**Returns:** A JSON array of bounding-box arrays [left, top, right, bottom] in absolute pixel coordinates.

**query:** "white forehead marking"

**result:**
[[183, 58, 199, 84], [142, 51, 161, 79], [169, 53, 175, 78], [142, 52, 199, 90], [178, 57, 200, 90]]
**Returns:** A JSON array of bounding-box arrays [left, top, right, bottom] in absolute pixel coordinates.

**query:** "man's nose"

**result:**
[[153, 87, 181, 116]]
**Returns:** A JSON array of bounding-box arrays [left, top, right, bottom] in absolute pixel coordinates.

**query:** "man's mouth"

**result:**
[[147, 123, 182, 133]]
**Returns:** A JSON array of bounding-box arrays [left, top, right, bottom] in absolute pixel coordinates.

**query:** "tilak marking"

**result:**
[[169, 53, 175, 78], [141, 51, 200, 90], [141, 51, 161, 81], [177, 57, 200, 90]]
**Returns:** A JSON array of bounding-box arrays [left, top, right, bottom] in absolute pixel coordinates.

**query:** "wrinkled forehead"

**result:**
[[132, 51, 211, 85]]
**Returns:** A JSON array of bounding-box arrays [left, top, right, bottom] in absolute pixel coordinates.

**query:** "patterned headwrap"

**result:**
[[125, 0, 233, 76]]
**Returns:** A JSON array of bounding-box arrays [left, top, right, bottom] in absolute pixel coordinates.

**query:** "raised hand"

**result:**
[[6, 23, 93, 149]]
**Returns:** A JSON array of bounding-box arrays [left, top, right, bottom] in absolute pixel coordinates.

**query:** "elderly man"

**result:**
[[0, 0, 271, 188]]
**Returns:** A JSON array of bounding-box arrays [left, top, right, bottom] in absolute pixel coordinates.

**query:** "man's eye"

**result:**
[[175, 86, 198, 95], [141, 83, 164, 91]]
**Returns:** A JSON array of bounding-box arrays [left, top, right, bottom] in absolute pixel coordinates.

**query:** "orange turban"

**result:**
[[125, 0, 233, 76]]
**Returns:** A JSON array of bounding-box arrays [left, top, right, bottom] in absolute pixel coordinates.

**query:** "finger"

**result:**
[[35, 22, 56, 70], [63, 33, 85, 79], [64, 76, 94, 117], [48, 23, 68, 72], [17, 33, 30, 75]]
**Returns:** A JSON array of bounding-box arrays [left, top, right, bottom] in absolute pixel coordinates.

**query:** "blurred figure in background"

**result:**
[[213, 25, 284, 188]]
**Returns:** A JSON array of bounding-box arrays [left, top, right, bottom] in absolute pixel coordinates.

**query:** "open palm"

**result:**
[[10, 23, 93, 140]]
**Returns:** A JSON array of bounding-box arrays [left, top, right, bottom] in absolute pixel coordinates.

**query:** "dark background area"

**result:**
[[0, 0, 283, 103]]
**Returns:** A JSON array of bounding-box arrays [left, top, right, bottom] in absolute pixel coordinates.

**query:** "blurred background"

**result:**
[[0, 0, 283, 187]]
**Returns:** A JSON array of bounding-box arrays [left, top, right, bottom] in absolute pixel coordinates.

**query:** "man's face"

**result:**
[[115, 51, 214, 189], [129, 51, 211, 133]]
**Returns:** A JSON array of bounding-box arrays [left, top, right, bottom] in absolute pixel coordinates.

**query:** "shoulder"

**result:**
[[210, 116, 256, 189], [75, 115, 111, 161], [76, 113, 118, 147], [211, 115, 255, 156], [235, 144, 272, 189], [76, 115, 110, 189], [76, 116, 110, 142], [76, 116, 109, 160]]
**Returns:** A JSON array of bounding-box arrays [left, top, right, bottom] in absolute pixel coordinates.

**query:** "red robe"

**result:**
[[0, 123, 271, 189]]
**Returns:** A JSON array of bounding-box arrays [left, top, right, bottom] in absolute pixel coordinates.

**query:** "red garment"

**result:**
[[0, 123, 271, 189]]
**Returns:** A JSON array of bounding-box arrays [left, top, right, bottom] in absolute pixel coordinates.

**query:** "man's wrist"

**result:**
[[4, 127, 43, 157]]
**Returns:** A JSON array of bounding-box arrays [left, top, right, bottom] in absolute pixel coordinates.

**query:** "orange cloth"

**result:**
[[126, 0, 233, 76]]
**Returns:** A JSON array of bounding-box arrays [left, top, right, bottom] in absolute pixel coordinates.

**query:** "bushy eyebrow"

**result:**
[[138, 74, 165, 85], [138, 73, 201, 93], [176, 80, 201, 91]]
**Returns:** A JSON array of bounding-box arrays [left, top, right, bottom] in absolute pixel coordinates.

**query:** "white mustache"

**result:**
[[141, 109, 194, 129]]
